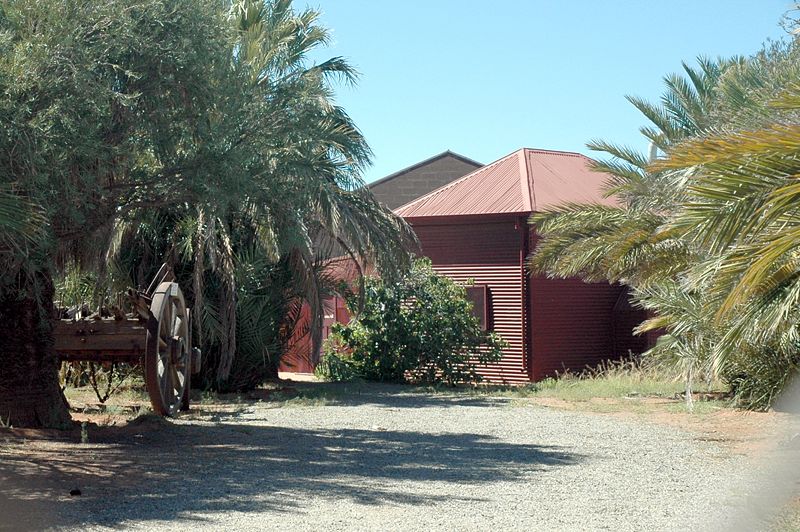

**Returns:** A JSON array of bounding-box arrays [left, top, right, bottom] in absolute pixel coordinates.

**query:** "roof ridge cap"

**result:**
[[524, 147, 586, 158], [517, 150, 532, 212], [523, 150, 537, 212]]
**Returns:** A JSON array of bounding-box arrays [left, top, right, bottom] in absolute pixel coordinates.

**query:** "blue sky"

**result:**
[[305, 1, 792, 183]]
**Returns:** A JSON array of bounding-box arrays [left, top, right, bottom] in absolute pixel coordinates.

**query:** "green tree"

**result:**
[[651, 43, 800, 407], [529, 58, 735, 408], [0, 0, 243, 427], [110, 0, 416, 390], [529, 37, 800, 409]]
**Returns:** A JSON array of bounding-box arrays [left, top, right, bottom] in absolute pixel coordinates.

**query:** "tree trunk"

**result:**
[[685, 362, 694, 413], [0, 269, 72, 428]]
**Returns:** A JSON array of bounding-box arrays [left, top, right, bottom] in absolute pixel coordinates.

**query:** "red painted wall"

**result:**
[[412, 217, 530, 383], [527, 232, 647, 380], [612, 289, 652, 356], [279, 297, 345, 374], [529, 276, 624, 379], [280, 216, 650, 381]]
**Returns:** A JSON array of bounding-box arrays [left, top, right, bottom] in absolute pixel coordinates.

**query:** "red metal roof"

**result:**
[[394, 148, 615, 218]]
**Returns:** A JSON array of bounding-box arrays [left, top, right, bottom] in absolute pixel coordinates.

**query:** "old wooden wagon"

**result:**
[[52, 266, 201, 416]]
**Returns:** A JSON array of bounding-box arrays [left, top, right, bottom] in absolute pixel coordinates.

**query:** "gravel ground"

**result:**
[[4, 385, 766, 531]]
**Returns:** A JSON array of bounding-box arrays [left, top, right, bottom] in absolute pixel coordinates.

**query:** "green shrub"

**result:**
[[314, 349, 360, 382], [318, 259, 506, 385], [724, 346, 800, 411]]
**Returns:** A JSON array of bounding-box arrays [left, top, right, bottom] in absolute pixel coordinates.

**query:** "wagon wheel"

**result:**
[[144, 282, 191, 416]]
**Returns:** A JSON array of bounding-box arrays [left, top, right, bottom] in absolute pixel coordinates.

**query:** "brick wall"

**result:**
[[370, 154, 481, 209]]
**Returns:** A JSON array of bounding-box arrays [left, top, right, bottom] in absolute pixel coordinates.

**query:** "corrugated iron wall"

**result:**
[[279, 302, 315, 374], [413, 218, 530, 383], [279, 298, 342, 374], [528, 231, 636, 379], [282, 220, 650, 381], [529, 276, 624, 379], [611, 289, 651, 356]]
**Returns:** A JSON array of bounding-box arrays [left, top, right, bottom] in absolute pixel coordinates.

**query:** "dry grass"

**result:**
[[412, 360, 730, 414], [62, 360, 730, 417]]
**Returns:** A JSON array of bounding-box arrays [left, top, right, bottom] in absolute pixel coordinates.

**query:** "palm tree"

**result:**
[[530, 39, 800, 409], [531, 58, 732, 284], [0, 188, 43, 259], [528, 57, 738, 408], [111, 0, 416, 389], [653, 42, 800, 377]]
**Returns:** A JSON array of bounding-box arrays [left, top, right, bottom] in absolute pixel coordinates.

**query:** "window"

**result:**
[[465, 285, 490, 331]]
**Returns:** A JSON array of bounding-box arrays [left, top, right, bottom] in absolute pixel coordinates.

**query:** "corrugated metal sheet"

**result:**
[[414, 219, 530, 384], [526, 232, 648, 379], [435, 265, 529, 384], [530, 279, 616, 377], [529, 274, 625, 380], [395, 148, 616, 218], [279, 297, 342, 374], [279, 302, 316, 374], [524, 149, 615, 210], [414, 220, 521, 265], [395, 148, 615, 218], [396, 151, 524, 217], [612, 289, 651, 356]]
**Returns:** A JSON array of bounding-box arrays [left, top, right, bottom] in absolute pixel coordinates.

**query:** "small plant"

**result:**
[[86, 362, 140, 404], [60, 361, 140, 404], [314, 348, 360, 382], [319, 259, 506, 385]]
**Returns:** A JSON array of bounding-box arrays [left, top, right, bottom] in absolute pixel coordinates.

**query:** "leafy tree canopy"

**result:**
[[0, 0, 416, 426]]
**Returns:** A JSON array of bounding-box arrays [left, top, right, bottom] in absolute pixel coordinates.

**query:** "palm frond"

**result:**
[[0, 187, 45, 256]]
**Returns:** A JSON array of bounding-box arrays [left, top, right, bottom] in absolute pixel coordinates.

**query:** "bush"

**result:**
[[724, 346, 800, 411], [314, 350, 360, 382], [318, 259, 505, 385]]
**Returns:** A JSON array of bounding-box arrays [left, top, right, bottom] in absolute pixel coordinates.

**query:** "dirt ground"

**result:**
[[1, 382, 798, 530], [55, 379, 799, 458], [528, 395, 797, 456]]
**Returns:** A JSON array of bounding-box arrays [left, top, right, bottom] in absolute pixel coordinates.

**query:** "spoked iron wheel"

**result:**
[[144, 282, 191, 416]]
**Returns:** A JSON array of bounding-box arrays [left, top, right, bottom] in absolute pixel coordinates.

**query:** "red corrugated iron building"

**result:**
[[281, 147, 649, 380], [394, 148, 648, 383], [281, 261, 355, 374]]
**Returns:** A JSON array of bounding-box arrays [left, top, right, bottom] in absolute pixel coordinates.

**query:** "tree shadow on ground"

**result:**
[[0, 408, 582, 530]]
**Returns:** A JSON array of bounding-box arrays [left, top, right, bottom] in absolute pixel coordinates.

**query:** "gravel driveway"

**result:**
[[3, 384, 763, 531]]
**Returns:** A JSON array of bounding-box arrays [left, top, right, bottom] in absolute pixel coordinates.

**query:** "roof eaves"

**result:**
[[403, 211, 532, 223]]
